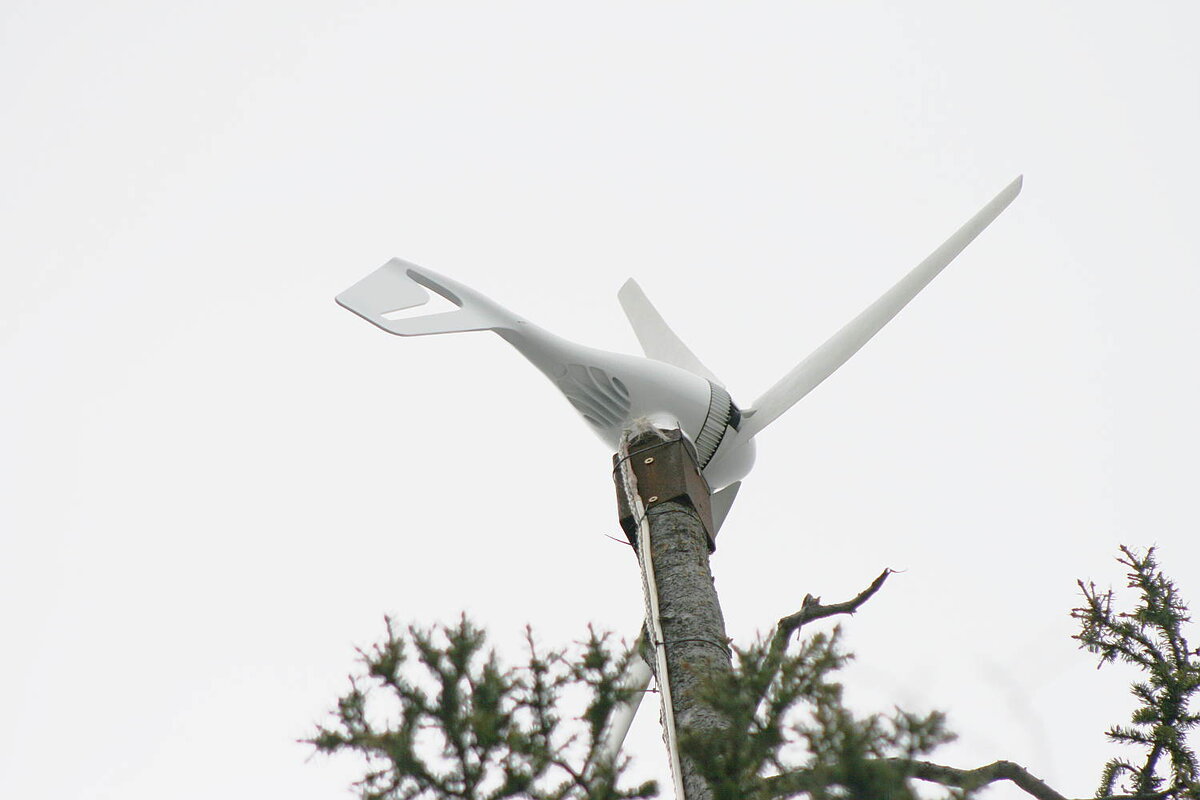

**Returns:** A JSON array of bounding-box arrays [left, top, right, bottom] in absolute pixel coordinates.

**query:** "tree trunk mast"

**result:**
[[615, 427, 733, 800]]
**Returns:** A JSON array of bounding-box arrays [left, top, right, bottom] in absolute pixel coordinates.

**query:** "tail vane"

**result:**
[[739, 175, 1024, 439], [336, 259, 521, 336]]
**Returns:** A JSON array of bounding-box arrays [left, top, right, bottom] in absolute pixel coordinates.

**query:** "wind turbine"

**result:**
[[337, 176, 1022, 533], [336, 175, 1023, 761]]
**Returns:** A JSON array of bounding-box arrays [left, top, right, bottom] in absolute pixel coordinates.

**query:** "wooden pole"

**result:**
[[615, 427, 733, 800]]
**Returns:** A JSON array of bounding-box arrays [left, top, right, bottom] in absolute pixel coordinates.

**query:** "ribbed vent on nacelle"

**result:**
[[694, 383, 732, 468]]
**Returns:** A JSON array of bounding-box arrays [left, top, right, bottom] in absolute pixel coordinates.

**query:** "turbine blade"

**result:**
[[740, 176, 1023, 439], [618, 279, 723, 385], [712, 481, 741, 535], [598, 653, 653, 762]]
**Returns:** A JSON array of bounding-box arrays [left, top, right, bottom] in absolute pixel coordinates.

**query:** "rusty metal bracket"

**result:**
[[613, 429, 716, 552]]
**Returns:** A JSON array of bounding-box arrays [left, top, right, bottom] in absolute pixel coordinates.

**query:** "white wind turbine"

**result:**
[[336, 175, 1023, 758], [338, 176, 1021, 525]]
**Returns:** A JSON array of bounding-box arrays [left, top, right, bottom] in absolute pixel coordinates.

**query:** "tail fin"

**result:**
[[336, 258, 522, 336]]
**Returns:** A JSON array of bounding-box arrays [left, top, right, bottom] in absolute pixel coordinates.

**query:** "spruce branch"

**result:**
[[307, 617, 657, 800], [1073, 547, 1200, 800], [676, 569, 949, 800]]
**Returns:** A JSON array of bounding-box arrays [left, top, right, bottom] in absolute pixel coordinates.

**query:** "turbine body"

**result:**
[[335, 259, 758, 490]]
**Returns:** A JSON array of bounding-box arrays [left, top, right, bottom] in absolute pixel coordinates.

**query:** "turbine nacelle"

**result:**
[[336, 176, 1023, 533], [336, 258, 758, 493]]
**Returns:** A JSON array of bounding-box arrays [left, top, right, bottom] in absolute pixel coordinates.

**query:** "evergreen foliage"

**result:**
[[311, 620, 952, 799], [312, 546, 1198, 799], [1073, 546, 1200, 800], [679, 627, 953, 800], [308, 617, 656, 800]]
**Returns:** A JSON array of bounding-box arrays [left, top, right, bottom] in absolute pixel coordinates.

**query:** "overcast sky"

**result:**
[[3, 3, 1198, 799]]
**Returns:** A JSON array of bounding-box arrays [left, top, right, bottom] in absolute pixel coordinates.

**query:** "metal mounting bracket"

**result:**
[[612, 429, 716, 551]]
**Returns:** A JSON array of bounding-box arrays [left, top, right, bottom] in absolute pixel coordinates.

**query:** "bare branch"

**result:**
[[762, 758, 1062, 799], [899, 758, 1069, 800], [901, 758, 1192, 800], [771, 569, 892, 655], [763, 757, 1192, 800]]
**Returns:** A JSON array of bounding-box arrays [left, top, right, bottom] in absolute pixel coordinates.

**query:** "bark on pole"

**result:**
[[614, 427, 733, 800]]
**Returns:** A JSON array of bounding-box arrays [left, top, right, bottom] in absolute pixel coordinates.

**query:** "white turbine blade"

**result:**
[[711, 481, 741, 535], [740, 176, 1023, 439], [598, 654, 653, 763], [618, 279, 723, 385]]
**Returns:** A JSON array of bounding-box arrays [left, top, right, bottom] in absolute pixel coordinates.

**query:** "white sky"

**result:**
[[2, 3, 1198, 799]]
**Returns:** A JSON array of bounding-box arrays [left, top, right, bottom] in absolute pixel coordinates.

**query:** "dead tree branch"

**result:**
[[763, 756, 1191, 800], [770, 569, 892, 656], [897, 758, 1069, 800], [762, 757, 1065, 800]]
